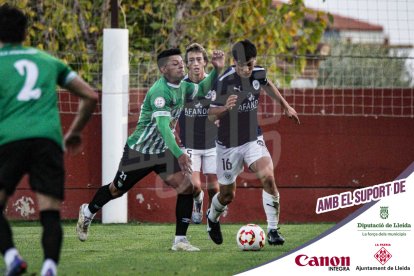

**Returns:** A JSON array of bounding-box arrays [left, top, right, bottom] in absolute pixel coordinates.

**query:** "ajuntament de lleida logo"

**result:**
[[380, 206, 389, 219]]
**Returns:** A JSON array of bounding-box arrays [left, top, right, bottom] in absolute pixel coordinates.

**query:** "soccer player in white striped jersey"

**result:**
[[178, 43, 220, 224], [206, 39, 300, 246], [76, 48, 224, 252]]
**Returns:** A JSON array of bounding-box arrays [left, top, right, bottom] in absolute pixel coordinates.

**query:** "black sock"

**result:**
[[40, 210, 62, 264], [0, 204, 14, 255], [175, 194, 193, 236], [88, 184, 113, 214]]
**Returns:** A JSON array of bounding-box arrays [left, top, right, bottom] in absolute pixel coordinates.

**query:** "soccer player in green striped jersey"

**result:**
[[0, 4, 98, 276], [77, 47, 225, 251]]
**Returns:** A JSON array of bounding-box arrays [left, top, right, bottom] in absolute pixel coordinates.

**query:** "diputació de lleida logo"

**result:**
[[380, 206, 389, 219]]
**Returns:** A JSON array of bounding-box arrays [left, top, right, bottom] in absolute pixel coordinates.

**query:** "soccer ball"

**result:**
[[236, 224, 266, 251]]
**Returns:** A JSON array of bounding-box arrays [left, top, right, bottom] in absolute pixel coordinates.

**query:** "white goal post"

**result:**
[[101, 28, 129, 223]]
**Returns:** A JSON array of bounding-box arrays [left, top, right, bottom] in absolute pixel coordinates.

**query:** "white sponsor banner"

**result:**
[[237, 164, 414, 275]]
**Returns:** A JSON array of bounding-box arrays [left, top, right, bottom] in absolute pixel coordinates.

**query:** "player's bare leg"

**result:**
[[206, 173, 219, 208]]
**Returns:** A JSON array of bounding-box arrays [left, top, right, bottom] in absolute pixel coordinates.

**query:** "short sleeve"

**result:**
[[210, 79, 226, 107], [254, 67, 268, 86], [52, 56, 77, 87]]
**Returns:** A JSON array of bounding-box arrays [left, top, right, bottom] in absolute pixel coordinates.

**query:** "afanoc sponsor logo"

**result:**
[[295, 254, 351, 271]]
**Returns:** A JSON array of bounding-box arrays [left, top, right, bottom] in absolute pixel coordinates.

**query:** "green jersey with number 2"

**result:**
[[0, 45, 76, 147]]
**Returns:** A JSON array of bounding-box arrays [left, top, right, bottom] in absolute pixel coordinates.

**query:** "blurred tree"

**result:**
[[124, 0, 328, 86], [318, 42, 413, 88], [1, 0, 328, 87]]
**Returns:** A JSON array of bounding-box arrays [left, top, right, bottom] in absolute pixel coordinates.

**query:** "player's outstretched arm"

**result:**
[[64, 76, 99, 154], [262, 80, 300, 124]]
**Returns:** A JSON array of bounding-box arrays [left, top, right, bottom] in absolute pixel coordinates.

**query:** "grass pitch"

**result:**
[[2, 221, 333, 275]]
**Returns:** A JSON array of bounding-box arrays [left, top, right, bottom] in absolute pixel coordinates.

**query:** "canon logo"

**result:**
[[295, 254, 351, 267]]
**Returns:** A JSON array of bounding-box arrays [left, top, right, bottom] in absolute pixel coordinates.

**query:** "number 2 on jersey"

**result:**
[[14, 59, 41, 101]]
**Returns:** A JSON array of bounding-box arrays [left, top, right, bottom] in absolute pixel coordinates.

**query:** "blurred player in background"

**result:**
[[178, 43, 220, 224], [76, 48, 224, 252], [0, 4, 98, 276], [206, 39, 300, 246]]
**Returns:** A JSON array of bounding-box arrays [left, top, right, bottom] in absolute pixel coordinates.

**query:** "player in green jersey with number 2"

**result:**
[[0, 4, 98, 276], [77, 47, 224, 251]]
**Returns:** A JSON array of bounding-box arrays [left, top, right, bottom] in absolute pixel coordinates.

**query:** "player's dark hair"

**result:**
[[232, 39, 257, 63], [184, 43, 209, 64], [157, 48, 182, 68], [0, 4, 28, 43]]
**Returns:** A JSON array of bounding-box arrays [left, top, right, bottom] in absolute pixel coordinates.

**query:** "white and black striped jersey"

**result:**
[[210, 66, 266, 148], [178, 74, 217, 150]]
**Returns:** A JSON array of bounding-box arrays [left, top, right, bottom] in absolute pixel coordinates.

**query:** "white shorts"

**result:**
[[181, 147, 217, 174], [216, 136, 271, 185]]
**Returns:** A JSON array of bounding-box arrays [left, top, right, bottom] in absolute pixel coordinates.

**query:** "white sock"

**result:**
[[83, 204, 95, 218], [262, 190, 280, 230], [193, 190, 204, 203], [41, 259, 57, 276], [4, 248, 19, 267], [208, 193, 226, 222], [174, 235, 187, 243]]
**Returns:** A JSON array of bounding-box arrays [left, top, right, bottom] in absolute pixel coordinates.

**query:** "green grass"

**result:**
[[2, 221, 334, 275]]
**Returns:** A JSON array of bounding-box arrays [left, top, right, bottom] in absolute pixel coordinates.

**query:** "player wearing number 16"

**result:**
[[0, 4, 98, 276], [206, 39, 300, 246]]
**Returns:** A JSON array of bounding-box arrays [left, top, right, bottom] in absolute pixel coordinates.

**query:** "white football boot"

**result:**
[[76, 204, 94, 242], [171, 237, 200, 252]]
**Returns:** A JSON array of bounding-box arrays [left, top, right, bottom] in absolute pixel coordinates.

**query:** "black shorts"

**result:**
[[0, 138, 64, 200], [112, 144, 181, 192]]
